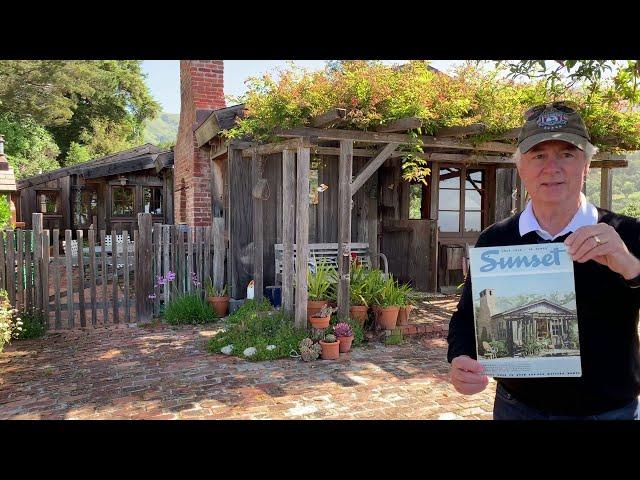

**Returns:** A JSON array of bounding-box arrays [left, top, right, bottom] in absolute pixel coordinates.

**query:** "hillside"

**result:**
[[586, 151, 640, 215], [143, 112, 179, 147]]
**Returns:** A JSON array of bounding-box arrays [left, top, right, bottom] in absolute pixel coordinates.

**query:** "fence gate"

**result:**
[[0, 213, 226, 330]]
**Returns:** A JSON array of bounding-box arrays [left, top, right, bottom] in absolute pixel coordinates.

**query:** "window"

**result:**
[[438, 167, 486, 235], [551, 319, 563, 336], [112, 186, 134, 216], [75, 189, 98, 227], [409, 183, 422, 219], [38, 192, 59, 214], [143, 187, 163, 215]]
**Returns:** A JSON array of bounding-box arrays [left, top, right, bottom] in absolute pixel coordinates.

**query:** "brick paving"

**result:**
[[0, 317, 498, 420]]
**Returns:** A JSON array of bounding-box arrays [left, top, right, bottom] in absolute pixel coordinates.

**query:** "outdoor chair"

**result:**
[[482, 341, 497, 359], [62, 239, 79, 267]]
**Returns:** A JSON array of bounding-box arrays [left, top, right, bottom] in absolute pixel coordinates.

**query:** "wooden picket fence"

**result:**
[[0, 213, 226, 329]]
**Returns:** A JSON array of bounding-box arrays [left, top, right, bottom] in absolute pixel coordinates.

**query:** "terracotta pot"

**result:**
[[307, 300, 328, 322], [208, 296, 230, 317], [397, 305, 414, 326], [376, 306, 400, 330], [310, 315, 330, 329], [337, 335, 353, 353], [349, 305, 368, 325], [320, 340, 340, 360]]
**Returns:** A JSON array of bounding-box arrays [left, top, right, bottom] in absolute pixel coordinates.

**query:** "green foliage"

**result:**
[[0, 196, 11, 229], [384, 328, 403, 346], [0, 112, 61, 179], [65, 141, 92, 166], [14, 309, 46, 340], [224, 60, 640, 184], [522, 339, 545, 357], [203, 278, 227, 297], [208, 300, 308, 361], [0, 289, 20, 353], [144, 112, 179, 146], [307, 258, 337, 300], [0, 60, 159, 168], [374, 276, 407, 307], [488, 340, 509, 358], [163, 293, 218, 325]]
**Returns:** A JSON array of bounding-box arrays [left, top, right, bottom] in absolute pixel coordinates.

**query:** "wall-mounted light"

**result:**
[[317, 183, 329, 193], [118, 176, 127, 186]]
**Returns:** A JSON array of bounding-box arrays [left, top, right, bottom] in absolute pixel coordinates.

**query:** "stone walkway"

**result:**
[[0, 322, 497, 420]]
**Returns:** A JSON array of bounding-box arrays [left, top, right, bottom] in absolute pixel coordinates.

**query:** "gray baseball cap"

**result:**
[[517, 102, 591, 153]]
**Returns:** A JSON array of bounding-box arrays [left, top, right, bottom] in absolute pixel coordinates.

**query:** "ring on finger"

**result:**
[[593, 235, 605, 246]]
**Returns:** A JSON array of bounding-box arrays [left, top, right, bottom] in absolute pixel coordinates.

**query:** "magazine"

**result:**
[[469, 243, 581, 378]]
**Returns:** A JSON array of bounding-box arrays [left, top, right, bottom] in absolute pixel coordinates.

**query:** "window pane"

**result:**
[[409, 183, 422, 219], [438, 211, 460, 232], [439, 189, 460, 210], [439, 168, 460, 189], [466, 169, 483, 188], [143, 187, 163, 215], [39, 193, 58, 214], [112, 187, 134, 216], [465, 211, 482, 233], [465, 189, 482, 210], [75, 190, 98, 227]]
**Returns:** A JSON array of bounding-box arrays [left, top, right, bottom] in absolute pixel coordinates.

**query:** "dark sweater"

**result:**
[[447, 208, 640, 416]]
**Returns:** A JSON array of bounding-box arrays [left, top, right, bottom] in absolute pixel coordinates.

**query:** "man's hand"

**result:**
[[565, 223, 640, 280], [450, 355, 489, 395]]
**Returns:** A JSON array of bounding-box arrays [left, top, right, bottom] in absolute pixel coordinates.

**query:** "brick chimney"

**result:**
[[174, 60, 226, 226]]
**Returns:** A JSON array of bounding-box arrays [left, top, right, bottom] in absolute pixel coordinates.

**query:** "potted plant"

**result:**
[[333, 322, 354, 353], [204, 278, 230, 317], [348, 261, 369, 325], [319, 333, 340, 360], [396, 283, 418, 326], [373, 276, 403, 330], [310, 304, 336, 329], [307, 258, 336, 321]]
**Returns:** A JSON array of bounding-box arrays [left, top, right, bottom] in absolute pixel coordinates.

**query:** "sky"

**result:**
[[141, 60, 464, 114]]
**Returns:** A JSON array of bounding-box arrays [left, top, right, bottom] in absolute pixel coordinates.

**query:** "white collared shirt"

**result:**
[[519, 192, 599, 240]]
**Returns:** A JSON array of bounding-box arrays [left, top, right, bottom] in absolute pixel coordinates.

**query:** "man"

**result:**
[[447, 101, 640, 420]]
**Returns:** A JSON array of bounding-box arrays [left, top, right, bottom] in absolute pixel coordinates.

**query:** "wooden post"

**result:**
[[212, 217, 225, 290], [429, 161, 440, 292], [41, 230, 50, 327], [53, 230, 62, 329], [100, 230, 108, 325], [136, 213, 153, 323], [65, 229, 74, 327], [32, 213, 43, 314], [88, 229, 97, 327], [0, 231, 5, 292], [187, 226, 193, 294], [77, 229, 86, 327], [25, 232, 32, 311], [6, 230, 14, 307], [123, 231, 130, 323], [282, 149, 296, 315], [252, 153, 264, 301], [600, 167, 613, 210], [154, 223, 162, 312], [163, 225, 170, 305], [337, 140, 353, 318], [295, 146, 310, 328], [111, 228, 118, 324], [16, 229, 23, 312]]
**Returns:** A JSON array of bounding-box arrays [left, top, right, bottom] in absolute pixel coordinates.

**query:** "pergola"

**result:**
[[210, 108, 628, 328]]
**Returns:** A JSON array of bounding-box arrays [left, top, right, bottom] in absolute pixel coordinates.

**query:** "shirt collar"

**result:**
[[519, 192, 598, 240]]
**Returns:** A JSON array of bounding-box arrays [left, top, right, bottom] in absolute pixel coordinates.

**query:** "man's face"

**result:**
[[517, 140, 589, 206]]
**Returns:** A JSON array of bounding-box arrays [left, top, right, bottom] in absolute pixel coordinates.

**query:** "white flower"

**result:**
[[266, 345, 276, 351], [221, 345, 233, 355], [243, 347, 257, 357]]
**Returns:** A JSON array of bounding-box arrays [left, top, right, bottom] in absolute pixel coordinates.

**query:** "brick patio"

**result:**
[[0, 318, 497, 420]]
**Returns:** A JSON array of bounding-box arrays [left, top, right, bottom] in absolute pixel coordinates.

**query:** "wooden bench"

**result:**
[[274, 242, 389, 284]]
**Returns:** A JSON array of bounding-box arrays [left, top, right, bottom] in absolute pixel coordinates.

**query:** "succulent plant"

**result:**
[[313, 304, 337, 318], [333, 322, 353, 338], [324, 333, 337, 343], [299, 337, 314, 350], [299, 338, 322, 361]]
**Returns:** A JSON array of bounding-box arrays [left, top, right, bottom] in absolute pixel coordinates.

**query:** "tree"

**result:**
[[0, 60, 160, 167]]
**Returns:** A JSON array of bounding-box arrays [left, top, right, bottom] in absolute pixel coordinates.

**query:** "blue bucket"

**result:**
[[265, 286, 282, 308]]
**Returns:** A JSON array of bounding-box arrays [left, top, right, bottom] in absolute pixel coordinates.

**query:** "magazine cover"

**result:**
[[469, 243, 581, 378]]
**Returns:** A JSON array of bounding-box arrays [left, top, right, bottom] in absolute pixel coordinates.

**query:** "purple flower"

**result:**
[[148, 293, 157, 300], [157, 276, 167, 286], [166, 271, 176, 282]]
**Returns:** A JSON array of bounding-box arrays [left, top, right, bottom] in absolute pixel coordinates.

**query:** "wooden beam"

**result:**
[[295, 146, 310, 328], [310, 108, 346, 128], [429, 162, 439, 292], [337, 140, 353, 319], [252, 154, 264, 301], [312, 146, 377, 157], [282, 149, 296, 315], [600, 167, 613, 210], [375, 117, 422, 133], [195, 112, 220, 147], [81, 155, 157, 179], [241, 137, 315, 157], [276, 126, 516, 154], [433, 123, 486, 137], [209, 141, 228, 160], [351, 143, 400, 196], [493, 127, 521, 140]]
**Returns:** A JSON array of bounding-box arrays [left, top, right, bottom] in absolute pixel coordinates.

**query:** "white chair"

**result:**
[[63, 239, 79, 266]]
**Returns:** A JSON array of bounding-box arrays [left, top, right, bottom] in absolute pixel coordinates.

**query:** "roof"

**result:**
[[493, 298, 576, 320], [17, 144, 173, 190], [194, 104, 246, 147]]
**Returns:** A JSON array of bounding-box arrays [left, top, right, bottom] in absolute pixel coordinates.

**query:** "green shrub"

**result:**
[[307, 258, 337, 301], [14, 309, 46, 339], [489, 340, 508, 358], [163, 293, 217, 325], [384, 328, 403, 346]]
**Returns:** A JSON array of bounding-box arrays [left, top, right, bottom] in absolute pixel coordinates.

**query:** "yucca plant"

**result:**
[[307, 257, 337, 301]]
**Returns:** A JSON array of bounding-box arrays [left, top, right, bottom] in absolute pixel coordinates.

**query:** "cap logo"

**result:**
[[536, 109, 568, 130]]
